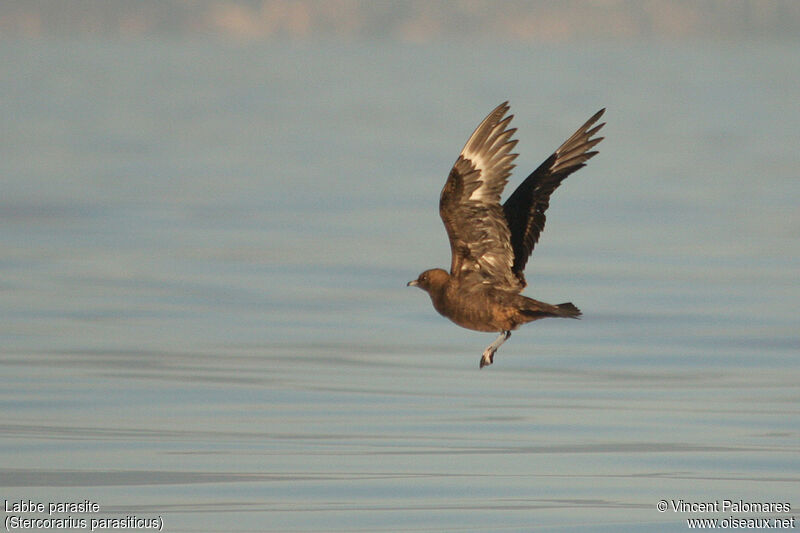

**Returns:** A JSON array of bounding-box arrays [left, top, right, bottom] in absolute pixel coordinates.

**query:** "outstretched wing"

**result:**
[[439, 102, 521, 290], [503, 108, 605, 287]]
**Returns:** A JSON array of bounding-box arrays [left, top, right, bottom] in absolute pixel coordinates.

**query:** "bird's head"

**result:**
[[407, 268, 450, 293]]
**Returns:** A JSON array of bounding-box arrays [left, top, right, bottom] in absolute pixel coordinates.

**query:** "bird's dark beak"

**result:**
[[407, 279, 419, 287]]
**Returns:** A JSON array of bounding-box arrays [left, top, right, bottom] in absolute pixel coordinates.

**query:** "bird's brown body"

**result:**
[[412, 268, 579, 333], [408, 102, 604, 368]]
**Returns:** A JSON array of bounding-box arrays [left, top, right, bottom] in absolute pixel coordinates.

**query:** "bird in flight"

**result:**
[[408, 102, 605, 368]]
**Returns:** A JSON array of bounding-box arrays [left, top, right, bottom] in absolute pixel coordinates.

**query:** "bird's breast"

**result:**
[[430, 285, 518, 332]]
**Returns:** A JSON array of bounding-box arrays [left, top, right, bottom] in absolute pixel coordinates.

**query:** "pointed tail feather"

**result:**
[[556, 302, 582, 319]]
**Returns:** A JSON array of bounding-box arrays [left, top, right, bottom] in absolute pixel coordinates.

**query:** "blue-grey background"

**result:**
[[1, 2, 798, 532]]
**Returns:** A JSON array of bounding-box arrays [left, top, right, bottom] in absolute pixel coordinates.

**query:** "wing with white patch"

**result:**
[[439, 102, 521, 290]]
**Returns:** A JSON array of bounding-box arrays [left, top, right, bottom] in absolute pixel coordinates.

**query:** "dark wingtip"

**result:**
[[491, 101, 510, 114], [583, 108, 606, 130], [496, 101, 512, 118]]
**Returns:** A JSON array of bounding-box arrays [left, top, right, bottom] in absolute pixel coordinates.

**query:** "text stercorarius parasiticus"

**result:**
[[408, 102, 605, 368]]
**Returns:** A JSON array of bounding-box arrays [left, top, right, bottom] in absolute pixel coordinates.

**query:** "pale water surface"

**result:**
[[1, 40, 799, 532]]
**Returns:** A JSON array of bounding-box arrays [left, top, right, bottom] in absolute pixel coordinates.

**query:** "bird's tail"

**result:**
[[518, 298, 582, 321], [554, 302, 582, 319]]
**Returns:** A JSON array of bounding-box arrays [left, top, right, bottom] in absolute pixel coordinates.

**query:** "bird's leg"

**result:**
[[480, 331, 511, 368]]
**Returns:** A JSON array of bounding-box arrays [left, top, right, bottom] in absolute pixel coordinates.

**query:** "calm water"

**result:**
[[1, 39, 798, 532]]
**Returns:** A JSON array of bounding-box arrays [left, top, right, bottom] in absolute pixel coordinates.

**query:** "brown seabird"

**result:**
[[408, 102, 605, 368]]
